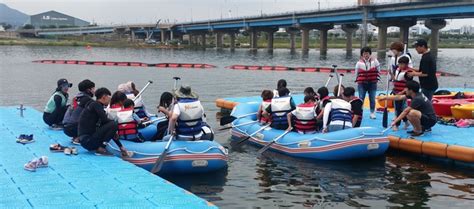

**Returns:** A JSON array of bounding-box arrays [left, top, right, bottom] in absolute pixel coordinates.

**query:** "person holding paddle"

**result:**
[[152, 92, 175, 141], [380, 80, 436, 137], [256, 90, 273, 124], [354, 47, 380, 120], [118, 81, 152, 120], [168, 85, 212, 141]]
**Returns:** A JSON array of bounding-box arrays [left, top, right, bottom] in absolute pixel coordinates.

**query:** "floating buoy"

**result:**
[[33, 60, 216, 69], [226, 65, 460, 77]]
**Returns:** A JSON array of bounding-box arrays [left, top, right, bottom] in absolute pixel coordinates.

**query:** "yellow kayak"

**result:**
[[451, 104, 474, 119]]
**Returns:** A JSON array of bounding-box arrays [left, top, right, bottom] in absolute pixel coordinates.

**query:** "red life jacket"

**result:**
[[117, 107, 138, 137], [349, 97, 363, 126], [355, 58, 379, 84], [259, 99, 272, 123], [317, 96, 330, 115], [393, 68, 413, 93], [293, 102, 317, 133]]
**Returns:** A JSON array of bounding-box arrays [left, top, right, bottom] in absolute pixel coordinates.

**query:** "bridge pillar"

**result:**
[[341, 24, 359, 57], [264, 28, 278, 52], [170, 30, 174, 40], [131, 31, 136, 42], [316, 24, 333, 56], [397, 20, 416, 44], [160, 30, 166, 43], [425, 19, 446, 59], [301, 28, 310, 54], [286, 27, 299, 53], [215, 32, 223, 49], [250, 30, 258, 51], [201, 34, 207, 48], [229, 33, 236, 51], [377, 23, 388, 60]]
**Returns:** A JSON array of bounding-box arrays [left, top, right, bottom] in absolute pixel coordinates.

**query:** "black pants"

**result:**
[[394, 99, 408, 126], [152, 120, 169, 141], [63, 123, 78, 138], [80, 121, 118, 151], [43, 106, 67, 126]]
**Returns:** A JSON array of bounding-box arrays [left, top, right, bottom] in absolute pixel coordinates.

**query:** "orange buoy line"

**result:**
[[388, 136, 474, 163], [33, 60, 216, 69], [226, 65, 460, 77]]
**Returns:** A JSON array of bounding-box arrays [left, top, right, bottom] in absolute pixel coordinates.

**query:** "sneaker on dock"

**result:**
[[17, 135, 34, 144], [370, 113, 376, 119]]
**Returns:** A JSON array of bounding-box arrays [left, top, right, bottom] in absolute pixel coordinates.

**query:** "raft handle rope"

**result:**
[[107, 143, 224, 156], [233, 125, 387, 145]]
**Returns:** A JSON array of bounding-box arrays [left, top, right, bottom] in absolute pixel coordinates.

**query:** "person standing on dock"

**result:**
[[43, 78, 71, 129], [409, 39, 438, 101], [62, 79, 95, 145], [382, 80, 437, 137], [78, 87, 129, 156], [354, 47, 380, 120], [389, 42, 413, 76]]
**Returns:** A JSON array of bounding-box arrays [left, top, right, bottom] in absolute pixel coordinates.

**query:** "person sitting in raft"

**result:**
[[391, 56, 414, 131], [341, 87, 363, 128], [106, 91, 127, 121], [78, 88, 130, 156], [152, 92, 175, 141], [168, 86, 213, 141], [304, 87, 319, 101], [322, 95, 353, 133], [355, 47, 380, 119], [257, 90, 273, 124], [287, 95, 318, 134], [263, 87, 296, 130], [118, 81, 151, 120], [381, 80, 436, 137], [43, 78, 72, 129], [116, 99, 144, 142], [273, 79, 290, 98], [63, 79, 95, 144], [315, 87, 331, 130]]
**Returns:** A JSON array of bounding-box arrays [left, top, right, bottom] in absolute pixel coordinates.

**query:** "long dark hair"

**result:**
[[110, 91, 127, 106], [159, 92, 174, 108], [277, 79, 287, 89]]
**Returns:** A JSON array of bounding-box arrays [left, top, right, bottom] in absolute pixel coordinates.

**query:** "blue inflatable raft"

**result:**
[[230, 103, 390, 160], [108, 117, 228, 174]]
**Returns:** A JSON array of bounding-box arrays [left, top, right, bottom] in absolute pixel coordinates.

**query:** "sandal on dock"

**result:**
[[50, 143, 67, 152]]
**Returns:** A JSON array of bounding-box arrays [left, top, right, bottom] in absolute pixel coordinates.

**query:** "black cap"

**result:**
[[412, 39, 428, 48], [57, 78, 72, 88]]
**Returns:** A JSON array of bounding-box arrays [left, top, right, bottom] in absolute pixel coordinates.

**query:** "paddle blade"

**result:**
[[151, 152, 167, 173], [220, 115, 236, 126], [382, 108, 388, 128], [230, 136, 251, 147]]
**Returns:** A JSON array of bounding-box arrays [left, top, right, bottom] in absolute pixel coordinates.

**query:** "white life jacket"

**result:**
[[328, 99, 353, 127], [270, 96, 292, 126], [106, 104, 122, 121], [176, 98, 204, 137], [116, 107, 138, 137]]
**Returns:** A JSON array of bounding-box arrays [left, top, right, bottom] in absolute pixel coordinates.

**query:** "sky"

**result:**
[[2, 0, 472, 29]]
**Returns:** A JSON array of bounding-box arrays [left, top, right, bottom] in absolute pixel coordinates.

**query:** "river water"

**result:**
[[1, 46, 474, 208]]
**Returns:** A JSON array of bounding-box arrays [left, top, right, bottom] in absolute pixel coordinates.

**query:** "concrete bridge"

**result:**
[[137, 0, 474, 58]]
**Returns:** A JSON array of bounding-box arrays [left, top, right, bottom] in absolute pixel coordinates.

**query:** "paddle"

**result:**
[[218, 120, 259, 131], [383, 55, 392, 128], [142, 116, 166, 125], [257, 128, 292, 155], [172, 77, 181, 91], [231, 123, 272, 147], [220, 112, 258, 126], [324, 74, 334, 87], [151, 134, 175, 173], [333, 65, 340, 84], [337, 73, 344, 97], [133, 80, 153, 102]]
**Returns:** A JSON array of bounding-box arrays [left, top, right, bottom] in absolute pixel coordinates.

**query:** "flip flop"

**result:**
[[64, 147, 72, 155]]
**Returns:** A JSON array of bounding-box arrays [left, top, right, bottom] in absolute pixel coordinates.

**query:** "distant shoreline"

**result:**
[[1, 37, 473, 49]]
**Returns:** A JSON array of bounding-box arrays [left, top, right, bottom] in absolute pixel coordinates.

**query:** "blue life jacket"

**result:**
[[270, 96, 292, 126]]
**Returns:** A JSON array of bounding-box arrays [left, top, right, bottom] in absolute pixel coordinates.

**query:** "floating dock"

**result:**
[[216, 88, 474, 166], [0, 107, 217, 209]]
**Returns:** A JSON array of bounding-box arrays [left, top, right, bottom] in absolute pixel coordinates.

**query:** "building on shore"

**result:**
[[26, 10, 89, 29]]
